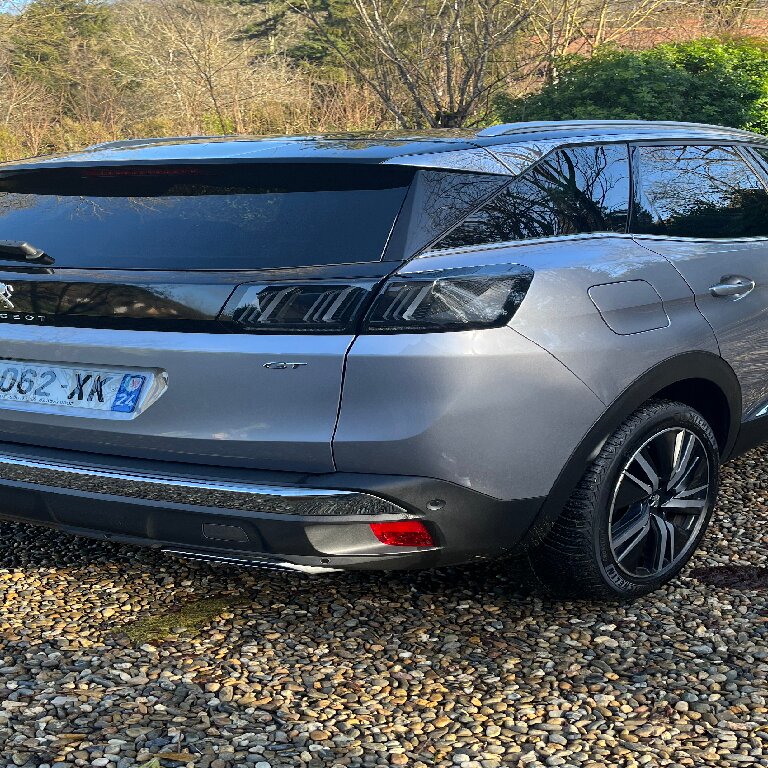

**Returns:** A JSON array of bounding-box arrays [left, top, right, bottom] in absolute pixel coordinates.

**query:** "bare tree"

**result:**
[[702, 0, 766, 32], [0, 74, 60, 157], [114, 0, 308, 134], [528, 0, 675, 84], [292, 0, 531, 128]]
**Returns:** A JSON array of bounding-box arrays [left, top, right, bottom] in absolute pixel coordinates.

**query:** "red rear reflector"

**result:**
[[370, 520, 434, 547]]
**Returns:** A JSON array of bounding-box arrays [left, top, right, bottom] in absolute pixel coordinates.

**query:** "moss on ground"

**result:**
[[123, 596, 242, 644]]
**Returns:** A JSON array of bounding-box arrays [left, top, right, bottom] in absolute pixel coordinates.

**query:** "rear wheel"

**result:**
[[530, 399, 720, 600]]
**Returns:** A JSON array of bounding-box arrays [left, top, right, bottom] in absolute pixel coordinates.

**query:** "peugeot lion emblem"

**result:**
[[0, 283, 14, 309]]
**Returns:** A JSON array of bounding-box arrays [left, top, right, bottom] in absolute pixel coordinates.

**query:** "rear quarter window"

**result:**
[[434, 143, 630, 249], [0, 164, 413, 270]]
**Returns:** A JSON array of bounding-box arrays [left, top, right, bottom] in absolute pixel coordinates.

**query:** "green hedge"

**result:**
[[496, 38, 768, 133]]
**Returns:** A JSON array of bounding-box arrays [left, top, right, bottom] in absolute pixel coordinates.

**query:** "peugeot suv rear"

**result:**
[[1, 121, 767, 599]]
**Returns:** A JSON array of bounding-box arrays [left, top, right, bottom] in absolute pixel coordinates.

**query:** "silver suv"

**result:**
[[0, 120, 765, 599]]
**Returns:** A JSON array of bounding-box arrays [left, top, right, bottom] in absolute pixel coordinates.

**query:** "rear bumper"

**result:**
[[0, 444, 544, 571]]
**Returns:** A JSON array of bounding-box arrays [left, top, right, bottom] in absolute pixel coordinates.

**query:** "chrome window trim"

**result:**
[[417, 231, 768, 261], [631, 233, 768, 244], [416, 232, 634, 260]]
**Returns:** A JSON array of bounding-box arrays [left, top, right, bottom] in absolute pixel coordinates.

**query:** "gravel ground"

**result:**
[[0, 448, 766, 768]]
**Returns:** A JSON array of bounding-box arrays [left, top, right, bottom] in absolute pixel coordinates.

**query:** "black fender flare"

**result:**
[[521, 350, 741, 549]]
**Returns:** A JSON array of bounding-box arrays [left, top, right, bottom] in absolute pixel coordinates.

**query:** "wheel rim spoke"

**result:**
[[608, 425, 712, 580], [673, 483, 708, 499], [612, 507, 651, 554], [634, 451, 660, 492], [662, 497, 707, 511], [622, 469, 653, 496], [667, 432, 697, 491], [650, 513, 676, 572], [615, 476, 651, 509]]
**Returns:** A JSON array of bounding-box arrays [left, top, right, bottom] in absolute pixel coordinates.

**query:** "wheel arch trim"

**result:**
[[521, 350, 741, 549]]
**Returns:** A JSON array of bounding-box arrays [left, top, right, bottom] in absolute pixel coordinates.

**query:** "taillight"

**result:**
[[370, 520, 435, 547], [222, 280, 376, 333], [361, 263, 533, 333], [221, 264, 532, 334]]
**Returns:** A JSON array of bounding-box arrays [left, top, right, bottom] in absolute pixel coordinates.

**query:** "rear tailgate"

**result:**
[[0, 162, 412, 471]]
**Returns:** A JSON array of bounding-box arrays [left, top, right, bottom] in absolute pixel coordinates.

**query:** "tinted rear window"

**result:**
[[0, 164, 413, 269]]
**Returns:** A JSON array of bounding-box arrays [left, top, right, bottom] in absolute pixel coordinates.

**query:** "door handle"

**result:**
[[709, 275, 756, 299]]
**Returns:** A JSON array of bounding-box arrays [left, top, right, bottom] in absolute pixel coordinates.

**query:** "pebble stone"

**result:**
[[0, 445, 766, 766]]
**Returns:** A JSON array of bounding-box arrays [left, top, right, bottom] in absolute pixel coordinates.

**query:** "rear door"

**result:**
[[0, 162, 412, 471], [630, 144, 768, 417]]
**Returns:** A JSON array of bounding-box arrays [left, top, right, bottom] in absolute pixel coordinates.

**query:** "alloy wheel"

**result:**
[[608, 427, 712, 579]]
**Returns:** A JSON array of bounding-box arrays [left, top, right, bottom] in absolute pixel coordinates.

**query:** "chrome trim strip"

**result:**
[[163, 549, 341, 574], [631, 233, 768, 244], [415, 232, 634, 260], [415, 231, 768, 263], [0, 453, 349, 497], [0, 453, 407, 516]]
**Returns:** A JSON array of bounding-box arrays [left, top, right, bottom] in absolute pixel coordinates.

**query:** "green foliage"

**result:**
[[130, 118, 179, 140], [0, 128, 25, 163], [11, 0, 112, 87], [496, 38, 768, 133], [201, 112, 237, 134], [239, 0, 292, 42], [287, 0, 356, 67], [241, 0, 355, 77], [8, 0, 134, 125]]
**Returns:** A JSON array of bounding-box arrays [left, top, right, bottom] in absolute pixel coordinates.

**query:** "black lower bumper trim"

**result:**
[[0, 442, 545, 571]]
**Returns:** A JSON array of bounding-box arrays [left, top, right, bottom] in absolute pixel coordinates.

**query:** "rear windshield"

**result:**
[[0, 164, 413, 270]]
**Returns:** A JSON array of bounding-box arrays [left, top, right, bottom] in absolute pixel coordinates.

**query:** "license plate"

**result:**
[[0, 360, 149, 414]]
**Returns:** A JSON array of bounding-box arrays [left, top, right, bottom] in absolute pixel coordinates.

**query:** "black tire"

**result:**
[[529, 399, 720, 600]]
